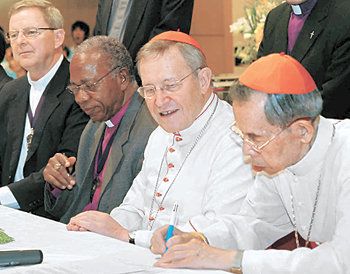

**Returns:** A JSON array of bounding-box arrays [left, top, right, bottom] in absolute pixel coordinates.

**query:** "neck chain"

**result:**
[[290, 176, 321, 248], [147, 97, 219, 230], [290, 122, 336, 248]]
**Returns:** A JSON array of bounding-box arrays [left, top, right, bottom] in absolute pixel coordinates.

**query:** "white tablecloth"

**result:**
[[0, 206, 226, 273]]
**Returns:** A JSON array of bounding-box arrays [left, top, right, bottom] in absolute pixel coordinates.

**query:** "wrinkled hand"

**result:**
[[43, 153, 76, 190], [154, 234, 235, 272], [151, 226, 196, 255], [67, 211, 129, 241]]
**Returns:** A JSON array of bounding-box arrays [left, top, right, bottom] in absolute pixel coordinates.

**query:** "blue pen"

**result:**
[[164, 201, 179, 253]]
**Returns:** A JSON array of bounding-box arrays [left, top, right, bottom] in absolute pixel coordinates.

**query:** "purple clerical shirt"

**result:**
[[82, 98, 132, 211], [288, 0, 318, 54]]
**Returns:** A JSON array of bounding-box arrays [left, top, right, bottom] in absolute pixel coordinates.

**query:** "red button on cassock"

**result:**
[[168, 163, 174, 168], [149, 217, 155, 221], [159, 206, 165, 211], [175, 137, 183, 142], [163, 177, 169, 182], [169, 148, 175, 153], [156, 192, 162, 197]]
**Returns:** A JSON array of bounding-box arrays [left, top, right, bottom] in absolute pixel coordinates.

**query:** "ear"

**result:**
[[197, 67, 212, 95], [54, 29, 65, 49], [290, 119, 315, 144], [118, 68, 129, 91]]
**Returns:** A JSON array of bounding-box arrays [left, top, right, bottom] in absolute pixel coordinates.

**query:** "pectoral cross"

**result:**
[[26, 128, 34, 150], [310, 31, 315, 39], [90, 177, 99, 202]]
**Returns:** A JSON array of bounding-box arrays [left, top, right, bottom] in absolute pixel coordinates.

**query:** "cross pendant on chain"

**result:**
[[26, 128, 34, 150]]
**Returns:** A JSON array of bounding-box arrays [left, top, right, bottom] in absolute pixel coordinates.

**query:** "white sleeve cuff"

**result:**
[[0, 186, 20, 209], [134, 230, 153, 248]]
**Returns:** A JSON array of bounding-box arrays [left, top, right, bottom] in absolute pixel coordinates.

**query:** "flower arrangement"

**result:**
[[230, 0, 285, 64]]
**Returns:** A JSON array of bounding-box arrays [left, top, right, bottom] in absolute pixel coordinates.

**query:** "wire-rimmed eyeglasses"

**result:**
[[7, 27, 57, 41], [137, 68, 201, 99], [67, 66, 121, 96], [230, 117, 311, 153]]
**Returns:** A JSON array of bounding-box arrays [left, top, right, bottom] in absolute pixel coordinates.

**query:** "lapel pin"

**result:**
[[310, 31, 315, 39]]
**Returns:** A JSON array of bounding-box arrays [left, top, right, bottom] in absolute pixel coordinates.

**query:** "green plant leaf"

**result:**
[[0, 229, 13, 244]]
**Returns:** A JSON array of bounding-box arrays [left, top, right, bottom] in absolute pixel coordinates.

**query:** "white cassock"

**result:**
[[210, 117, 350, 274], [110, 93, 254, 247]]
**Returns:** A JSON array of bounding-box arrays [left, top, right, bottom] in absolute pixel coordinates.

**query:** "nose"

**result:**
[[73, 88, 90, 105], [15, 31, 27, 44], [153, 87, 170, 107], [242, 141, 258, 157]]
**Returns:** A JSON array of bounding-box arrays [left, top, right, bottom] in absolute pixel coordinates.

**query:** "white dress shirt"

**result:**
[[110, 93, 254, 248]]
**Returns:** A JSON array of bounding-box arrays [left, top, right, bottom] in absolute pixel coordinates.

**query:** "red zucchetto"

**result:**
[[239, 52, 317, 94], [149, 30, 205, 57]]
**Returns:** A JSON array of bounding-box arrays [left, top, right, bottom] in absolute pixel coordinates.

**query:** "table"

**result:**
[[0, 206, 226, 273]]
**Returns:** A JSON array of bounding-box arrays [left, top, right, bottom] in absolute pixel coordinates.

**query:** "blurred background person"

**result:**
[[68, 20, 90, 59], [0, 28, 12, 89], [1, 43, 26, 79], [93, 0, 194, 66]]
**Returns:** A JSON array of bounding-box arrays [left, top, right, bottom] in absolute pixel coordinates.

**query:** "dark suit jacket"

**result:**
[[0, 65, 12, 90], [0, 58, 89, 218], [93, 0, 194, 61], [257, 0, 350, 119], [44, 92, 157, 223]]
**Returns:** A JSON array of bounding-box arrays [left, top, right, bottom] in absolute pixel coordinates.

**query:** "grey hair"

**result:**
[[230, 82, 323, 127], [9, 0, 64, 29], [74, 36, 135, 82], [136, 40, 207, 79]]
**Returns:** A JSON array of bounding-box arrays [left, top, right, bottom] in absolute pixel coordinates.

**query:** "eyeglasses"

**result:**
[[67, 66, 121, 96], [230, 117, 311, 153], [7, 27, 57, 41], [137, 68, 200, 99]]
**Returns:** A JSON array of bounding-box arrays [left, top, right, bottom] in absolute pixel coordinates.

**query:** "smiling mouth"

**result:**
[[251, 164, 264, 172], [159, 110, 178, 116]]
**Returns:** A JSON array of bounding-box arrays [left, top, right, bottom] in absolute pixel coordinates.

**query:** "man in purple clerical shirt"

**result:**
[[258, 0, 350, 119], [42, 36, 156, 223]]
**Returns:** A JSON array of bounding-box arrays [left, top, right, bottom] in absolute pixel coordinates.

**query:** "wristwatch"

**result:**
[[230, 250, 243, 274], [128, 231, 136, 245]]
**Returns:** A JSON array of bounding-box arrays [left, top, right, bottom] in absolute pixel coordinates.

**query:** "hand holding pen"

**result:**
[[164, 201, 179, 253]]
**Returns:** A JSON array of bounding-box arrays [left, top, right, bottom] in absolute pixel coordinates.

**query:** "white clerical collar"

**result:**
[[27, 54, 64, 91], [291, 0, 318, 15], [171, 92, 216, 138], [291, 5, 302, 15], [287, 117, 335, 176], [105, 120, 114, 128], [195, 92, 215, 120]]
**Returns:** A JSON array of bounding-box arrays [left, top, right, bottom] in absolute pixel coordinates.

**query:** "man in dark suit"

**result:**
[[43, 36, 157, 223], [0, 0, 88, 218], [257, 0, 350, 119], [93, 0, 194, 61], [0, 30, 12, 90]]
